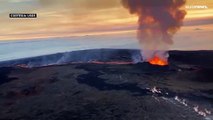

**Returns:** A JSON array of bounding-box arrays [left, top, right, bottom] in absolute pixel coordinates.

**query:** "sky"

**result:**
[[0, 0, 212, 49]]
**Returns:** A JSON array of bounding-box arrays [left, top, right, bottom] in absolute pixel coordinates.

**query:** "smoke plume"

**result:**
[[121, 0, 186, 64]]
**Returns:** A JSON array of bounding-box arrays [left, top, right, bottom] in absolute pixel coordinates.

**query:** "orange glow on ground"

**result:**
[[90, 61, 133, 65], [148, 56, 168, 66]]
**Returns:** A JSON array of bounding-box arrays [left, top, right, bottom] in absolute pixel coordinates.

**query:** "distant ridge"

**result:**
[[0, 49, 212, 68]]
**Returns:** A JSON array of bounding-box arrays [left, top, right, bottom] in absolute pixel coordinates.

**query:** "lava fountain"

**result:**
[[149, 56, 168, 66], [121, 0, 187, 66]]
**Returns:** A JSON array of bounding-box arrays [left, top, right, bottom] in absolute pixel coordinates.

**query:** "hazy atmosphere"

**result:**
[[0, 0, 213, 61]]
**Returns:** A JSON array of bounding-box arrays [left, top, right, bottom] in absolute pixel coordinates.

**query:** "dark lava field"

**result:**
[[0, 49, 212, 120]]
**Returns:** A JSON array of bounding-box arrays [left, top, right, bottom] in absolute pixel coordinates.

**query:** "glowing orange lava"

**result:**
[[90, 61, 133, 65], [148, 56, 168, 66]]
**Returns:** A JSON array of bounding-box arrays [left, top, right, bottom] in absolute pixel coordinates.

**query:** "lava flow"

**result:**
[[148, 56, 168, 66], [89, 61, 133, 65]]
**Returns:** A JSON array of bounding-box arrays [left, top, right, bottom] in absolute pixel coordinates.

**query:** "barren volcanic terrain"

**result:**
[[0, 49, 212, 120]]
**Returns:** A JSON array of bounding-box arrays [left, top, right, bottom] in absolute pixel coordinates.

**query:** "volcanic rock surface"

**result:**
[[0, 49, 212, 120]]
